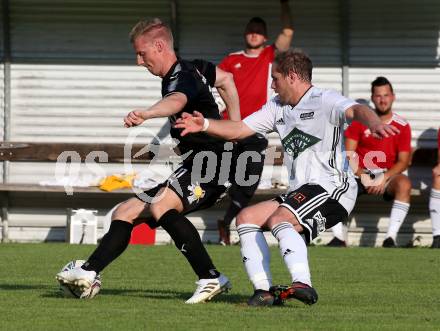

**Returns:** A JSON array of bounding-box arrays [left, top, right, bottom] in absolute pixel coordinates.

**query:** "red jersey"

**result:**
[[219, 45, 275, 119], [345, 113, 412, 170]]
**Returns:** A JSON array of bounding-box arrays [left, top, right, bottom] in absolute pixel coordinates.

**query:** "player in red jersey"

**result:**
[[328, 77, 412, 248], [216, 0, 294, 244], [429, 128, 440, 248]]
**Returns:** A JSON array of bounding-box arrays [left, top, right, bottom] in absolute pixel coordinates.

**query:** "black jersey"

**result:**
[[162, 59, 226, 155]]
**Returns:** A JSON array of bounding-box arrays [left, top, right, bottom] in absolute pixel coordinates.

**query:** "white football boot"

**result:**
[[56, 267, 97, 289], [185, 274, 232, 304]]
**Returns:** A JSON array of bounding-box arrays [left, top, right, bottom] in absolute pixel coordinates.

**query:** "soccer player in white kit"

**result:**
[[175, 49, 398, 306]]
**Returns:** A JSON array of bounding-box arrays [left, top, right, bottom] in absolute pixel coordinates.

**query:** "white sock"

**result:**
[[430, 189, 440, 236], [271, 222, 311, 286], [331, 222, 347, 241], [386, 200, 410, 240], [237, 224, 272, 291]]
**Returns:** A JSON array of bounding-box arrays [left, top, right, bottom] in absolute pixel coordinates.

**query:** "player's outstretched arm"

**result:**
[[175, 111, 255, 141], [124, 92, 187, 127], [274, 0, 294, 52], [346, 104, 400, 139]]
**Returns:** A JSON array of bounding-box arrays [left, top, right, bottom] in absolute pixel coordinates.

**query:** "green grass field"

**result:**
[[0, 243, 439, 331]]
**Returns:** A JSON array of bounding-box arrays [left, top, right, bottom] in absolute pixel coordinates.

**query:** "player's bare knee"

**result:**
[[148, 187, 183, 221], [267, 214, 301, 232], [149, 202, 174, 221], [267, 216, 285, 229], [236, 207, 255, 226], [112, 198, 144, 223]]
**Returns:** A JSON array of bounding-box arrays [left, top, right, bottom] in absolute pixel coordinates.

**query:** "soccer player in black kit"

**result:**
[[57, 18, 241, 304]]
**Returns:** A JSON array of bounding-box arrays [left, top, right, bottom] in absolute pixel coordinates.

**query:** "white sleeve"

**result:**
[[242, 99, 277, 135], [326, 90, 358, 126]]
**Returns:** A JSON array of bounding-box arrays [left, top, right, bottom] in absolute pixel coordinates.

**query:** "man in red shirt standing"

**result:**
[[328, 77, 412, 247], [216, 0, 294, 244], [429, 129, 440, 248]]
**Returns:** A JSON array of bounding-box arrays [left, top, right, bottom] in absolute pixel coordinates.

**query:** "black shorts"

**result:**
[[275, 184, 348, 243], [228, 133, 268, 202], [138, 151, 233, 214]]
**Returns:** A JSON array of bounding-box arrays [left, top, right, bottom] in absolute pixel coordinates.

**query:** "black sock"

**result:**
[[82, 220, 133, 273], [158, 209, 220, 279]]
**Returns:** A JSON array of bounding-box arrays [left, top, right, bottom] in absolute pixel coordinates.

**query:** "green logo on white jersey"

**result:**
[[281, 127, 321, 159]]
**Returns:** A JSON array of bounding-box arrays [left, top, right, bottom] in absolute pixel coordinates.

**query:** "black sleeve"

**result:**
[[164, 70, 198, 103], [192, 59, 216, 87]]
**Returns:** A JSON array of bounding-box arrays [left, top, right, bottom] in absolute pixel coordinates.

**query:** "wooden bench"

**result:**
[[0, 142, 436, 245], [0, 142, 284, 242], [0, 142, 172, 163], [0, 142, 154, 242]]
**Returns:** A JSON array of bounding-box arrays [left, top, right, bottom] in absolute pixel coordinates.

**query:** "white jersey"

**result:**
[[243, 86, 358, 213]]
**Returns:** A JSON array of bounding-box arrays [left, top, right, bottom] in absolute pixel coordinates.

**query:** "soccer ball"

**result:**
[[58, 260, 102, 299]]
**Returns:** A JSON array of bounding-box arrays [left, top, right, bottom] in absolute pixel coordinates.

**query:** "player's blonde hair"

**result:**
[[129, 18, 174, 49], [274, 48, 313, 83]]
